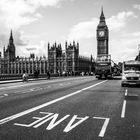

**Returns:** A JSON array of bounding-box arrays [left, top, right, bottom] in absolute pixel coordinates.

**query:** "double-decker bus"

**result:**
[[95, 54, 114, 79]]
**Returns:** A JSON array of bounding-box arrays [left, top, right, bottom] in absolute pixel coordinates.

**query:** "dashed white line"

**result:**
[[125, 89, 128, 96], [0, 80, 107, 125], [121, 100, 126, 118], [121, 89, 128, 118]]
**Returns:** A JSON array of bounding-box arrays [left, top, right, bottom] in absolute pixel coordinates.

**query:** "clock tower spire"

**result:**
[[97, 7, 109, 56], [100, 6, 105, 23]]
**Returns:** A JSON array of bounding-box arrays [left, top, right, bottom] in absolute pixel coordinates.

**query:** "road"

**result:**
[[0, 76, 140, 140]]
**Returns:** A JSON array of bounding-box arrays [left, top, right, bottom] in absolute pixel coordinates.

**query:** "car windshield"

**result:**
[[124, 65, 140, 74], [124, 66, 140, 71]]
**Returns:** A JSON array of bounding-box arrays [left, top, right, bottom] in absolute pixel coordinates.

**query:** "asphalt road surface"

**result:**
[[0, 76, 140, 140]]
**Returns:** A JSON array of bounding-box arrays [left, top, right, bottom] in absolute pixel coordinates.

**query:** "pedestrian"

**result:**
[[47, 70, 50, 80], [22, 71, 26, 82], [22, 71, 28, 82]]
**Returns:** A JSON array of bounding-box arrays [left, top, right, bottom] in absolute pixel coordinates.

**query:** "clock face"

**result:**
[[99, 31, 105, 37]]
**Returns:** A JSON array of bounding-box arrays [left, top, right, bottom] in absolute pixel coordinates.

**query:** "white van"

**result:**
[[121, 60, 140, 87]]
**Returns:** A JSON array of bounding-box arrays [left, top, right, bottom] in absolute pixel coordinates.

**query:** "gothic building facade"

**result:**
[[48, 41, 94, 75], [0, 31, 47, 76], [0, 31, 94, 77]]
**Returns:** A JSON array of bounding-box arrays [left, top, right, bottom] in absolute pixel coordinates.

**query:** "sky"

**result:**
[[0, 0, 140, 63]]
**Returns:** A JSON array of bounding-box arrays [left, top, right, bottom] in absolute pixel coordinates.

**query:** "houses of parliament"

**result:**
[[0, 8, 113, 77], [0, 30, 94, 77]]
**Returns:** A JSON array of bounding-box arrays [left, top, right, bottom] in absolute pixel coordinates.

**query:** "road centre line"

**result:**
[[121, 89, 128, 118], [0, 80, 107, 125], [125, 89, 128, 96], [121, 100, 126, 118]]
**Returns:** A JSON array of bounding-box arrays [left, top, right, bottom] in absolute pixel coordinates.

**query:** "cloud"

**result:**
[[26, 48, 36, 51], [0, 0, 73, 56], [0, 0, 38, 30], [68, 11, 137, 40], [14, 31, 29, 46], [122, 31, 140, 37], [107, 11, 137, 31], [110, 36, 139, 62], [17, 40, 47, 57], [133, 4, 140, 10], [68, 18, 98, 40], [0, 0, 71, 30]]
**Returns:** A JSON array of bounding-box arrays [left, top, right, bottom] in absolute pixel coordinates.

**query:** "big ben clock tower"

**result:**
[[97, 7, 109, 56]]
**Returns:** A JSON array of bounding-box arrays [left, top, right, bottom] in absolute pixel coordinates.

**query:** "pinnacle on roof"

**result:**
[[10, 29, 13, 41]]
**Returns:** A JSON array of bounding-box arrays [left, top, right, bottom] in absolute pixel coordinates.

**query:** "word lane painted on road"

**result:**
[[14, 112, 110, 137]]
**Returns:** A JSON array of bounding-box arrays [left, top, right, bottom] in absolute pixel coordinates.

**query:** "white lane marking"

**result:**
[[14, 111, 110, 134], [34, 114, 70, 130], [0, 94, 8, 98], [93, 117, 110, 137], [63, 115, 89, 133], [30, 89, 34, 91], [0, 80, 107, 125], [125, 89, 128, 96], [0, 96, 4, 98], [121, 100, 126, 118], [121, 89, 127, 118], [14, 112, 54, 127]]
